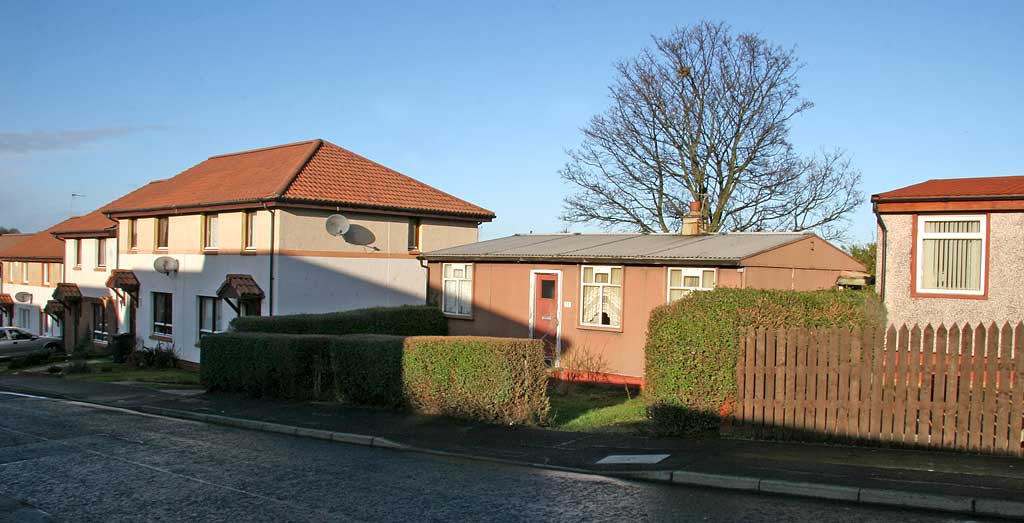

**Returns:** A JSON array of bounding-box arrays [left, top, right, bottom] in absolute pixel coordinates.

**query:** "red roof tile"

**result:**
[[873, 175, 1024, 201], [49, 209, 117, 237], [0, 228, 63, 261], [0, 234, 31, 252], [104, 139, 494, 220]]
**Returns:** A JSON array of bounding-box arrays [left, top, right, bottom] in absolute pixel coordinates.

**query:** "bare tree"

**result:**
[[560, 21, 863, 241]]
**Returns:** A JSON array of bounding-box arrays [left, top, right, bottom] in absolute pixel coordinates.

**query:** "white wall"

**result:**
[[123, 252, 270, 364], [274, 256, 426, 315], [4, 281, 60, 337]]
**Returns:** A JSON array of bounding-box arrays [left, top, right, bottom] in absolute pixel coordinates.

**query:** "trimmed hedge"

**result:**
[[229, 305, 447, 337], [200, 333, 549, 424], [404, 337, 550, 425], [645, 289, 885, 435]]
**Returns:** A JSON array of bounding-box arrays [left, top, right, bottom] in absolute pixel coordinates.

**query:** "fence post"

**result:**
[[995, 323, 1014, 454], [1011, 322, 1024, 457], [920, 325, 936, 445], [942, 324, 960, 449], [982, 323, 1000, 452]]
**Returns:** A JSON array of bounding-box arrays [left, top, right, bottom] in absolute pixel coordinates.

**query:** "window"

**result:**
[[156, 217, 169, 250], [129, 219, 138, 250], [203, 214, 218, 250], [91, 302, 108, 343], [667, 267, 716, 302], [21, 262, 28, 283], [197, 296, 222, 339], [916, 215, 986, 295], [96, 238, 107, 267], [442, 263, 473, 317], [541, 279, 555, 299], [152, 292, 173, 336], [43, 263, 50, 284], [11, 326, 32, 339], [74, 239, 82, 266], [243, 211, 256, 250], [16, 309, 30, 330], [408, 218, 422, 251], [580, 266, 622, 327]]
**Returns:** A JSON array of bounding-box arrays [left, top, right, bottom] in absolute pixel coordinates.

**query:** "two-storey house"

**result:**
[[92, 139, 492, 364], [0, 229, 64, 337]]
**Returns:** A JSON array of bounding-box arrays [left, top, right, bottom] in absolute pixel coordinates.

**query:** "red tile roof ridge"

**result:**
[[208, 139, 322, 160], [271, 139, 323, 198]]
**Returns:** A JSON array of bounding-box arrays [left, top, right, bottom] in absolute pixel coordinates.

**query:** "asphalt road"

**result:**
[[0, 392, 992, 523]]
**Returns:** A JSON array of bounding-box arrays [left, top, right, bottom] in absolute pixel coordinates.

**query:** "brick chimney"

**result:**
[[681, 201, 704, 235]]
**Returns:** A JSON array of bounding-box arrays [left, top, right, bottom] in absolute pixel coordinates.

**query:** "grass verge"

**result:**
[[547, 382, 648, 433], [64, 362, 200, 387]]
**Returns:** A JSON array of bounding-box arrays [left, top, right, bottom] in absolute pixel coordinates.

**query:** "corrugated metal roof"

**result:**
[[423, 232, 813, 264]]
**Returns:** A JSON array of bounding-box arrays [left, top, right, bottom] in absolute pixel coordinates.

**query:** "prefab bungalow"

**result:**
[[421, 227, 866, 384]]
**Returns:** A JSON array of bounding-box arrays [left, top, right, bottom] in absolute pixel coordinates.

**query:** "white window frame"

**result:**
[[128, 218, 138, 250], [73, 239, 82, 266], [579, 265, 623, 328], [96, 238, 107, 268], [915, 214, 987, 296], [203, 214, 218, 250], [441, 262, 473, 318], [91, 302, 109, 343], [21, 262, 28, 283], [197, 296, 222, 339], [243, 211, 257, 250], [152, 292, 173, 336], [43, 263, 50, 284], [666, 267, 716, 302]]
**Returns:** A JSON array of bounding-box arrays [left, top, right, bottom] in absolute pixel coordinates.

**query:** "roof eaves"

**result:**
[[420, 253, 743, 266]]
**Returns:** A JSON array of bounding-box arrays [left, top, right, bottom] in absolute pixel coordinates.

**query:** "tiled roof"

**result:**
[[53, 283, 82, 302], [0, 294, 13, 306], [423, 232, 814, 264], [872, 175, 1024, 201], [106, 270, 140, 292], [217, 274, 265, 300], [104, 139, 494, 220], [49, 209, 118, 237], [44, 300, 64, 316], [0, 228, 63, 261], [0, 233, 31, 252]]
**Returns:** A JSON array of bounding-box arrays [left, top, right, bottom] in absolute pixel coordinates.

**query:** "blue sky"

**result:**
[[1, 0, 1021, 244]]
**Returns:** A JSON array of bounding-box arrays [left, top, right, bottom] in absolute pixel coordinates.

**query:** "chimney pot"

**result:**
[[681, 200, 704, 236], [689, 201, 701, 213]]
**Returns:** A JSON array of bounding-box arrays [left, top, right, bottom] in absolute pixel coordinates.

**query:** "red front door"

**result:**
[[532, 273, 559, 361]]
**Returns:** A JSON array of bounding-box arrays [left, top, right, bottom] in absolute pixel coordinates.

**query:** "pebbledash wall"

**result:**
[[121, 208, 478, 363], [877, 213, 1024, 326]]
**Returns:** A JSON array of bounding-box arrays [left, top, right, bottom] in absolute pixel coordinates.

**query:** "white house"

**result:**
[[81, 139, 492, 364], [0, 230, 63, 338]]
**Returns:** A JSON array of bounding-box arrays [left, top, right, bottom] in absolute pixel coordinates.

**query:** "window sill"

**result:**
[[203, 248, 218, 255], [72, 266, 82, 271], [241, 248, 257, 255], [578, 324, 624, 334], [911, 289, 988, 300], [94, 267, 107, 272], [443, 313, 474, 321], [149, 334, 173, 342]]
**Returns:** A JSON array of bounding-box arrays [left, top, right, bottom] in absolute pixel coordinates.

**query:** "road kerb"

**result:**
[[859, 488, 974, 513], [671, 471, 760, 491], [758, 479, 859, 502], [975, 498, 1024, 519]]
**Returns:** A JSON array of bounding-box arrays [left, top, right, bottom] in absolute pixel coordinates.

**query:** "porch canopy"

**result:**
[[106, 269, 141, 302], [52, 283, 83, 304], [216, 274, 264, 315], [44, 299, 63, 319], [0, 294, 13, 322]]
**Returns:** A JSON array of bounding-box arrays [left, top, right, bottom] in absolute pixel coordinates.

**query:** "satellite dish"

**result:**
[[153, 256, 179, 274], [325, 214, 351, 237], [14, 292, 31, 303]]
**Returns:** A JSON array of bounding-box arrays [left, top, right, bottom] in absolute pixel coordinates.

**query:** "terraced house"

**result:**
[[85, 138, 492, 364], [48, 209, 123, 351], [0, 229, 64, 337]]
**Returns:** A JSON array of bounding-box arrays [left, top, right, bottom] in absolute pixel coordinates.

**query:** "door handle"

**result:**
[[542, 316, 553, 320]]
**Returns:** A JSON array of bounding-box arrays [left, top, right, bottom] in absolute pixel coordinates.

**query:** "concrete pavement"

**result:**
[[1, 375, 1022, 520]]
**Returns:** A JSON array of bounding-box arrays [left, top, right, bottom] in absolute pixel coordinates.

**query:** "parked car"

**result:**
[[0, 327, 63, 360]]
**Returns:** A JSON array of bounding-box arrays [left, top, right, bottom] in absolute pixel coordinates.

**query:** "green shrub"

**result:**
[[201, 332, 550, 425], [200, 332, 332, 400], [229, 305, 447, 337], [329, 334, 406, 407], [645, 288, 885, 435], [403, 337, 550, 425]]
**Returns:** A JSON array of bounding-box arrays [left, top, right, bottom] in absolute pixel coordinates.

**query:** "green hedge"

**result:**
[[200, 333, 549, 424], [404, 337, 550, 425], [229, 305, 447, 337], [645, 289, 885, 435]]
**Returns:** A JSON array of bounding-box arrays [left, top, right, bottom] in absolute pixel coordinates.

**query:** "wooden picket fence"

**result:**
[[733, 323, 1024, 456]]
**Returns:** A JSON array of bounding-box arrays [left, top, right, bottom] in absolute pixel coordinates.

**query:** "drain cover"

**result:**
[[596, 454, 670, 465]]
